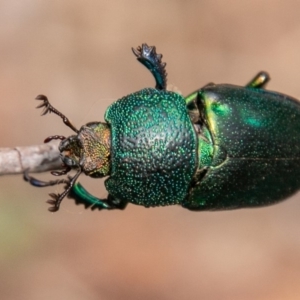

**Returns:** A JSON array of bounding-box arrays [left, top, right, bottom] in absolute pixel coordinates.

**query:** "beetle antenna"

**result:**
[[46, 168, 82, 212], [44, 135, 66, 143], [35, 95, 79, 133]]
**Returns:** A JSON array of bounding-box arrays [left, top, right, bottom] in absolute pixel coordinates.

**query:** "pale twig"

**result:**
[[0, 141, 61, 175]]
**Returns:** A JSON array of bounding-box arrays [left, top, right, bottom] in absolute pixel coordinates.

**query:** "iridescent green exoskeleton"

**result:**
[[25, 44, 300, 212]]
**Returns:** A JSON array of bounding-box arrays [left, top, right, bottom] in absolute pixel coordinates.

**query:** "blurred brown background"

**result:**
[[1, 1, 300, 299]]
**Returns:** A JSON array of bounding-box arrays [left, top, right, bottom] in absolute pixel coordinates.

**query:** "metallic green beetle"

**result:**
[[25, 44, 300, 212]]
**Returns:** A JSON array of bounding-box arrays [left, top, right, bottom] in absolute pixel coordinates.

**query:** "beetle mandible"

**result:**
[[25, 43, 300, 212]]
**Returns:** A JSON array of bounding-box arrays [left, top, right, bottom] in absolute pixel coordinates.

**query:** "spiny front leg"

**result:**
[[132, 43, 167, 90], [35, 95, 79, 133], [69, 182, 128, 211]]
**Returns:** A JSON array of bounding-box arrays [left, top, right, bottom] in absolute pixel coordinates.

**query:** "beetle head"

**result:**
[[59, 135, 82, 168], [58, 122, 111, 178], [33, 94, 112, 212]]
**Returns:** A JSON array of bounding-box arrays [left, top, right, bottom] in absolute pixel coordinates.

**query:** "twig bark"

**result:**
[[0, 142, 61, 175]]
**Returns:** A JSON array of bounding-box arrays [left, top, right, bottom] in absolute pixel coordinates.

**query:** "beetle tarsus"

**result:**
[[132, 43, 167, 90], [24, 169, 82, 212], [45, 169, 82, 212], [35, 94, 79, 133], [47, 193, 60, 212]]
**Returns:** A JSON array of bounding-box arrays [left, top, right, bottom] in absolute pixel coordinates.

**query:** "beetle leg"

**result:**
[[24, 169, 82, 212], [246, 71, 270, 89], [24, 169, 69, 187], [25, 170, 120, 211], [68, 182, 128, 210], [35, 95, 79, 133], [44, 169, 82, 212], [50, 165, 71, 176], [132, 44, 167, 90]]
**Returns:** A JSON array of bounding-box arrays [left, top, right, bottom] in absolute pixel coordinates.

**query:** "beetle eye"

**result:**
[[61, 155, 78, 167]]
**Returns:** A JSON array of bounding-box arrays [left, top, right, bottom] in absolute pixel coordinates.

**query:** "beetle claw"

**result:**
[[48, 206, 59, 212], [35, 94, 48, 101], [34, 94, 79, 133], [47, 193, 61, 212], [36, 102, 46, 109], [35, 95, 52, 115], [46, 199, 56, 205], [131, 47, 140, 57], [43, 170, 82, 212]]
